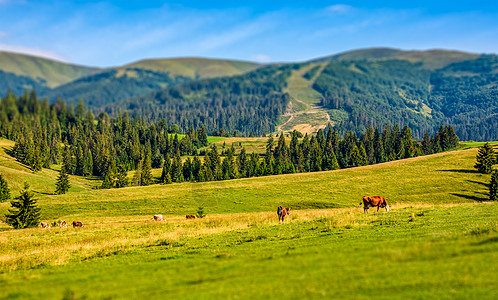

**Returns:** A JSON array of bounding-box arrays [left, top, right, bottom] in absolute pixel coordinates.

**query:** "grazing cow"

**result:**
[[277, 206, 291, 224], [153, 215, 165, 222], [60, 220, 67, 228], [186, 215, 196, 219], [40, 222, 50, 228], [361, 196, 390, 213], [72, 221, 83, 227]]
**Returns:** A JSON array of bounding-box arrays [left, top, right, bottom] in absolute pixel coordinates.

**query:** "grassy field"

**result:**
[[0, 140, 497, 299]]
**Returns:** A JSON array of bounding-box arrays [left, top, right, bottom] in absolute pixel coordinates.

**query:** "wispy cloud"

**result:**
[[327, 4, 354, 14], [197, 18, 273, 52], [251, 54, 271, 62]]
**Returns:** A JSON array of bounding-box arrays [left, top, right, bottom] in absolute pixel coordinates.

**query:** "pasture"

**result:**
[[0, 141, 497, 299]]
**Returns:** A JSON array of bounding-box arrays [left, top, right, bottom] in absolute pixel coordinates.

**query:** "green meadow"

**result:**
[[0, 140, 497, 299]]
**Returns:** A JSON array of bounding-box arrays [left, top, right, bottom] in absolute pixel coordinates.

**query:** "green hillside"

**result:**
[[0, 51, 101, 88], [313, 47, 479, 69], [0, 137, 497, 298], [123, 57, 260, 79]]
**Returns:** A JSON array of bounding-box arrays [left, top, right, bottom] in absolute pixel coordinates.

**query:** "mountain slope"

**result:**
[[313, 47, 479, 69], [122, 57, 260, 79], [0, 51, 101, 88], [104, 50, 497, 140], [43, 58, 261, 106]]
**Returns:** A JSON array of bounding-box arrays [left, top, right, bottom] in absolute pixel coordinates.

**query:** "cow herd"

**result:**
[[153, 214, 197, 222], [40, 196, 390, 228], [40, 220, 75, 228]]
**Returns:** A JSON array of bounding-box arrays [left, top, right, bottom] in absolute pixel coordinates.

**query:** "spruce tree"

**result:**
[[474, 142, 496, 174], [133, 160, 143, 186], [5, 183, 41, 229], [192, 156, 202, 181], [31, 146, 43, 172], [0, 173, 11, 202], [141, 148, 153, 186], [115, 165, 129, 188], [55, 167, 71, 194], [160, 154, 172, 183], [490, 170, 498, 201]]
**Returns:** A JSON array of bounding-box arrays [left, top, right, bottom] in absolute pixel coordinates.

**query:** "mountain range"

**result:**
[[0, 47, 497, 140]]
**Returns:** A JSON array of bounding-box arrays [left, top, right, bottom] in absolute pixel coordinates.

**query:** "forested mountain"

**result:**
[[43, 58, 260, 107], [102, 64, 296, 136], [1, 48, 497, 140], [0, 52, 260, 107], [42, 68, 192, 108]]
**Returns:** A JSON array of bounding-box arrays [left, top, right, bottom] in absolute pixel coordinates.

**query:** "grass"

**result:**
[[0, 139, 497, 298], [0, 203, 497, 299]]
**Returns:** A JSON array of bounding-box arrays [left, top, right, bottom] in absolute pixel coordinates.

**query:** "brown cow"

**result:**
[[72, 221, 83, 227], [186, 215, 196, 219], [153, 215, 165, 222], [277, 206, 290, 224], [60, 220, 67, 228], [361, 196, 390, 213], [40, 222, 50, 228]]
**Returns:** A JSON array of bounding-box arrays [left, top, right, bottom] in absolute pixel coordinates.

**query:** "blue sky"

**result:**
[[1, 1, 497, 67]]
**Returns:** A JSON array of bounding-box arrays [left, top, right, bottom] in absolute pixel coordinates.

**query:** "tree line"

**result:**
[[157, 124, 459, 184], [0, 88, 460, 190]]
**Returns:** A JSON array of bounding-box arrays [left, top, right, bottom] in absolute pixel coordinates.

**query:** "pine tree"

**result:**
[[101, 172, 114, 189], [236, 148, 248, 178], [5, 183, 41, 229], [133, 160, 142, 186], [192, 156, 202, 181], [421, 131, 432, 155], [115, 165, 128, 188], [474, 142, 496, 174], [161, 154, 172, 183], [30, 146, 43, 172], [55, 167, 71, 194], [490, 170, 498, 201], [0, 173, 11, 202], [171, 151, 184, 182], [141, 147, 153, 186]]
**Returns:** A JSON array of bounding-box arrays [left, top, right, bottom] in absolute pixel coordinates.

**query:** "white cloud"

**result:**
[[198, 21, 268, 51], [0, 43, 71, 62], [327, 4, 354, 14], [250, 54, 271, 62]]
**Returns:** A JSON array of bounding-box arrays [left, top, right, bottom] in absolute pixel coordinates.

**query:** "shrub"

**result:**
[[196, 206, 206, 218]]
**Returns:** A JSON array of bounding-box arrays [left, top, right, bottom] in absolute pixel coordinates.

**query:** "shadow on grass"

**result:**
[[438, 169, 479, 174], [467, 180, 489, 187], [451, 193, 488, 202]]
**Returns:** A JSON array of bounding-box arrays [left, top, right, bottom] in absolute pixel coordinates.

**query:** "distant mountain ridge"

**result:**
[[312, 47, 480, 69], [1, 47, 497, 141], [0, 51, 101, 88], [0, 51, 260, 106]]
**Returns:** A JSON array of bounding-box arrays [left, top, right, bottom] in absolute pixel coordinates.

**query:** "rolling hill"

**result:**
[[0, 135, 496, 298], [312, 47, 480, 69], [42, 57, 260, 107], [0, 51, 101, 88]]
